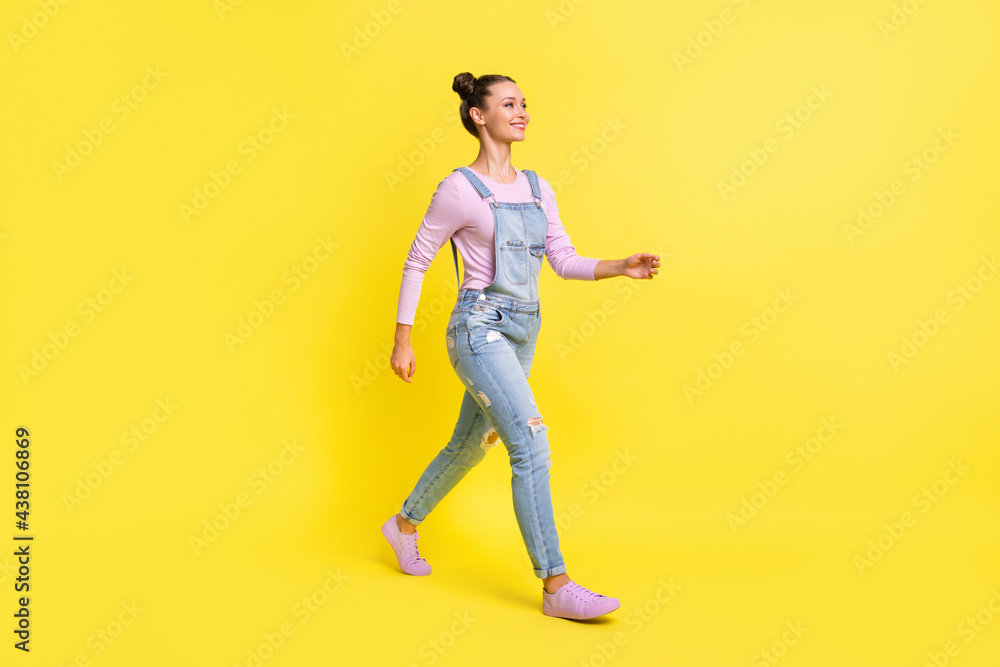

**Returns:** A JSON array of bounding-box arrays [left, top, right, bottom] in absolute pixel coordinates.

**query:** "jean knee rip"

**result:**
[[480, 427, 500, 452], [477, 391, 491, 407], [527, 416, 547, 436]]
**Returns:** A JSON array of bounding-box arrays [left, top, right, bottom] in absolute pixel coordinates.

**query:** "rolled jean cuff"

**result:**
[[535, 563, 567, 579], [399, 505, 421, 526]]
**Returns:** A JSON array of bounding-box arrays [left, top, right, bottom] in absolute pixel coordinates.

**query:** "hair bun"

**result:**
[[452, 72, 477, 100]]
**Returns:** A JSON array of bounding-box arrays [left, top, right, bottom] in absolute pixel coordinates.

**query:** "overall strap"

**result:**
[[449, 167, 491, 290], [522, 169, 543, 208], [450, 238, 460, 289], [454, 167, 496, 205]]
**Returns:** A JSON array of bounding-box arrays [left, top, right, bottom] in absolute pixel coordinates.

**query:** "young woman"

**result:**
[[383, 71, 659, 620]]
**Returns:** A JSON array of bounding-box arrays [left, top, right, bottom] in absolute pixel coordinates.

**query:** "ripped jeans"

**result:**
[[399, 288, 566, 579]]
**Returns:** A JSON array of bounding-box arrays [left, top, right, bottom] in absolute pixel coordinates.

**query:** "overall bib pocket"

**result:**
[[500, 239, 529, 286]]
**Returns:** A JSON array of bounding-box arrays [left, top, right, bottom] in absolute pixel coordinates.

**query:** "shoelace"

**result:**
[[400, 531, 426, 564], [563, 582, 603, 606]]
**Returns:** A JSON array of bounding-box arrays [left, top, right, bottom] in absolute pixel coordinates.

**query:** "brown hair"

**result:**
[[452, 72, 517, 139]]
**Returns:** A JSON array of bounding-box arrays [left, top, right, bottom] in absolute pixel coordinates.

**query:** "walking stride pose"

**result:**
[[383, 71, 659, 620]]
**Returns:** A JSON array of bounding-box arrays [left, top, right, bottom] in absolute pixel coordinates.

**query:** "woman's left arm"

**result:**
[[594, 253, 661, 281], [536, 175, 660, 283]]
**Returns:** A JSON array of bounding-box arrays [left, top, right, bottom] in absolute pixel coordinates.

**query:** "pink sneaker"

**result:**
[[381, 514, 432, 576], [542, 580, 620, 619]]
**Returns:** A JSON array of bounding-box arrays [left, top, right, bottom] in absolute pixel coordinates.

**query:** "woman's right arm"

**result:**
[[391, 177, 464, 383], [391, 323, 415, 382]]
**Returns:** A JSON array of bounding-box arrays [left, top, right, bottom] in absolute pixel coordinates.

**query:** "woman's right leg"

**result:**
[[456, 320, 567, 581]]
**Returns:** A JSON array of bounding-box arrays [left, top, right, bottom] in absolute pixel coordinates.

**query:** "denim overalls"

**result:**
[[399, 167, 567, 580]]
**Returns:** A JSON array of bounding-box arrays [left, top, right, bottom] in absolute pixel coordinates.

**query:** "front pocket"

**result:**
[[499, 240, 529, 286], [465, 304, 505, 332], [445, 323, 460, 368]]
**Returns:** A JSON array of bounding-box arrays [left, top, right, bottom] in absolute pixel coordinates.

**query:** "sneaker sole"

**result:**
[[543, 599, 620, 620]]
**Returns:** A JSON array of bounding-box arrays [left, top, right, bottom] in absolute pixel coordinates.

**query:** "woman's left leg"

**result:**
[[399, 388, 492, 525]]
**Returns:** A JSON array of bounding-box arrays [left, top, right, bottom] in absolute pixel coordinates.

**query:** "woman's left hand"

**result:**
[[622, 253, 660, 280]]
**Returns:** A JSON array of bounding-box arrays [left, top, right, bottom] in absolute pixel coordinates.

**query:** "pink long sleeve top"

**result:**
[[396, 167, 601, 325]]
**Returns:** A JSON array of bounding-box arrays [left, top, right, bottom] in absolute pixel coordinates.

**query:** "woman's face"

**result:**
[[474, 81, 529, 143]]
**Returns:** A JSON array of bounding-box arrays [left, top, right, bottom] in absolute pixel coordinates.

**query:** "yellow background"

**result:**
[[2, 0, 999, 664]]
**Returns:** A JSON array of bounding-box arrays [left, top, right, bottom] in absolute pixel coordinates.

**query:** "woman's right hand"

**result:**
[[391, 342, 416, 382]]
